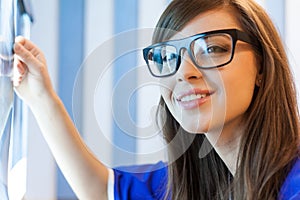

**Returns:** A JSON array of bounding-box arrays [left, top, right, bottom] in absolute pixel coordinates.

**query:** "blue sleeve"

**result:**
[[279, 158, 300, 200], [113, 161, 168, 200]]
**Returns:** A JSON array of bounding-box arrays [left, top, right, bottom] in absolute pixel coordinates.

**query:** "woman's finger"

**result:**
[[14, 40, 43, 75], [15, 36, 42, 58], [13, 58, 28, 87]]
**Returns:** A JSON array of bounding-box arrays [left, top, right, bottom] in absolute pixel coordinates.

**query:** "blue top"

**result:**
[[279, 158, 300, 199], [113, 161, 168, 200], [112, 159, 300, 200]]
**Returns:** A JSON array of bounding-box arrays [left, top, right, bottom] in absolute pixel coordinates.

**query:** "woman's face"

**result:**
[[160, 7, 259, 134]]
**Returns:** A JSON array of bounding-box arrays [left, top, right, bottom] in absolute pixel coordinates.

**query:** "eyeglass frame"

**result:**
[[143, 28, 261, 78]]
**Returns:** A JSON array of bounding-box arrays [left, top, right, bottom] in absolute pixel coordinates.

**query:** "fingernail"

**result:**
[[14, 43, 21, 51]]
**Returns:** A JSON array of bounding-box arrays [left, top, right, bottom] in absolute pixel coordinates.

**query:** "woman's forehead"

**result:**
[[170, 7, 242, 40]]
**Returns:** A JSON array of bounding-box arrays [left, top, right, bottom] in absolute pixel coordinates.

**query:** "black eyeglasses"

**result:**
[[143, 29, 260, 77]]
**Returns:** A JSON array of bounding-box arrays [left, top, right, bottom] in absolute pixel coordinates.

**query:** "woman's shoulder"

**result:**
[[114, 161, 167, 174], [112, 161, 168, 200], [280, 158, 300, 199]]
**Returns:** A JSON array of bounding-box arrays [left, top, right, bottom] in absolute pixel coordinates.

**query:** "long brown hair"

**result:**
[[153, 0, 300, 199]]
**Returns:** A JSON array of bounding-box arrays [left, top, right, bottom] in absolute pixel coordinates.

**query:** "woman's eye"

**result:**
[[206, 45, 228, 54], [206, 46, 227, 53]]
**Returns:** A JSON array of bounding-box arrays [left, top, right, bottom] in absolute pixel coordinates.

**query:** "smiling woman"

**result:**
[[11, 0, 300, 199], [151, 0, 300, 199]]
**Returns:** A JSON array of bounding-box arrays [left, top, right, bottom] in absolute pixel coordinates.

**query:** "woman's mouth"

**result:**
[[175, 89, 214, 109]]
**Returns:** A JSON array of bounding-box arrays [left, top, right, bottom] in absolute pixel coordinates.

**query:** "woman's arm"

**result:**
[[13, 36, 109, 200]]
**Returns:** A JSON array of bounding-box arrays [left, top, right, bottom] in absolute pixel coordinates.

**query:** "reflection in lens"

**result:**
[[148, 45, 177, 77]]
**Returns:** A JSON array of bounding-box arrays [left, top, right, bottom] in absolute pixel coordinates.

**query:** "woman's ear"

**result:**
[[255, 61, 263, 87], [255, 74, 263, 87]]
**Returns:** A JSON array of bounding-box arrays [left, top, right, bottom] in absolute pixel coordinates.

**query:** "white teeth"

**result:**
[[180, 94, 207, 102]]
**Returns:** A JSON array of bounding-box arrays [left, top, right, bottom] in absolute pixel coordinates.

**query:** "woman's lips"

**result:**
[[175, 89, 214, 109]]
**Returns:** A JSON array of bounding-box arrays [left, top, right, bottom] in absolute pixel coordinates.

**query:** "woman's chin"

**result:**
[[180, 124, 208, 134]]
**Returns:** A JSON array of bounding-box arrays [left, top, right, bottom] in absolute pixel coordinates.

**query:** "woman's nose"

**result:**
[[176, 52, 203, 82]]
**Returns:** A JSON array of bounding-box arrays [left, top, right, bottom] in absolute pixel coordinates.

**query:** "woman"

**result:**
[[13, 0, 300, 199], [146, 0, 300, 199]]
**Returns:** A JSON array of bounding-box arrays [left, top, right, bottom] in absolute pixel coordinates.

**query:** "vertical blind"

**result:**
[[0, 0, 32, 199]]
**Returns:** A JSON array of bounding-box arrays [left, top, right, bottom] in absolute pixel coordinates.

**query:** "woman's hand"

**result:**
[[13, 36, 55, 108]]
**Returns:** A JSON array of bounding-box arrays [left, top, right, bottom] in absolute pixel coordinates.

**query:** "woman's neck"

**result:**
[[205, 119, 244, 175]]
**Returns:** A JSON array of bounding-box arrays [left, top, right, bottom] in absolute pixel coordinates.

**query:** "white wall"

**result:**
[[82, 0, 171, 167], [25, 0, 58, 199], [136, 0, 170, 164], [82, 0, 114, 168]]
